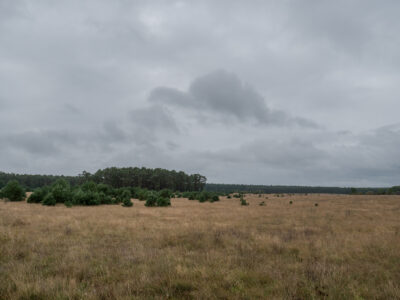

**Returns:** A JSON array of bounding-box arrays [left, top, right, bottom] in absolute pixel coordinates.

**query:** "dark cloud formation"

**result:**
[[0, 1, 399, 186], [149, 70, 317, 127]]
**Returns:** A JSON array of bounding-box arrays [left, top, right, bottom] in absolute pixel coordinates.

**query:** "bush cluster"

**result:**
[[145, 191, 171, 207], [181, 191, 220, 203], [26, 180, 125, 207]]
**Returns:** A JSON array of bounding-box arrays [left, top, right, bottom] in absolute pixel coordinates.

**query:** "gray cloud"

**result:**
[[150, 70, 317, 127]]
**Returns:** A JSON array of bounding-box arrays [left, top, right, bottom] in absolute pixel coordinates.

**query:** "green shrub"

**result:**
[[156, 197, 171, 207], [64, 201, 73, 208], [51, 179, 72, 203], [72, 189, 100, 206], [315, 203, 319, 207], [116, 189, 131, 204], [240, 195, 249, 206], [1, 180, 25, 202], [98, 192, 113, 204], [198, 192, 207, 203], [137, 189, 149, 201], [96, 183, 112, 195], [211, 195, 219, 202], [159, 189, 172, 198], [145, 193, 171, 207], [122, 197, 133, 207], [145, 192, 158, 207], [28, 187, 49, 203], [81, 181, 97, 192], [42, 193, 56, 206], [289, 201, 293, 205], [227, 195, 232, 199], [259, 201, 266, 206]]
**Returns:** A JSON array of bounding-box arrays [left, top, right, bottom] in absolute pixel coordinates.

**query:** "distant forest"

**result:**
[[205, 183, 399, 195], [0, 167, 206, 192], [1, 169, 398, 195]]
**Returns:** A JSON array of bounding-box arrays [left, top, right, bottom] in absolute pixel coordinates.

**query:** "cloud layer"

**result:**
[[1, 1, 399, 186]]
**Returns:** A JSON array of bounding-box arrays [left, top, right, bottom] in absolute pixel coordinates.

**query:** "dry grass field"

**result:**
[[1, 194, 400, 299]]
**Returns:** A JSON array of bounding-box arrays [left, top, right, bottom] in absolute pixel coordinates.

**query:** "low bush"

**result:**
[[145, 192, 171, 207], [116, 189, 131, 204], [159, 189, 173, 198], [72, 189, 100, 206], [240, 195, 249, 206], [211, 195, 219, 202], [137, 189, 149, 201], [51, 179, 73, 203], [122, 197, 133, 207], [1, 180, 25, 202], [28, 187, 49, 203], [145, 192, 158, 207], [156, 197, 171, 207], [42, 193, 56, 206]]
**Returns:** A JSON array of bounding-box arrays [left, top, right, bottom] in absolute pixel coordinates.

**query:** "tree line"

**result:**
[[205, 183, 400, 195], [0, 167, 207, 192]]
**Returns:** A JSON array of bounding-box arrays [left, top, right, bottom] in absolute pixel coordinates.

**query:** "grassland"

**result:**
[[1, 194, 400, 299]]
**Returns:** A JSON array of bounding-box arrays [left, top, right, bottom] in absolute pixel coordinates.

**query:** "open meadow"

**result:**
[[1, 194, 400, 299]]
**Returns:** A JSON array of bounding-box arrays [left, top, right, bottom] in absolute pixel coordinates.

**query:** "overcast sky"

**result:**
[[1, 0, 400, 187]]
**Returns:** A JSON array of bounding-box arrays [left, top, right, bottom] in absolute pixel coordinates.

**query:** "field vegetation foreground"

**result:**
[[1, 194, 400, 299]]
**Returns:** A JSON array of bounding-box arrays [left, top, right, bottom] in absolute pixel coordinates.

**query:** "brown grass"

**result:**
[[1, 194, 400, 299]]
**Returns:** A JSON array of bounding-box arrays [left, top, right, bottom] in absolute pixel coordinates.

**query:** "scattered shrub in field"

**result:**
[[211, 195, 219, 202], [198, 192, 208, 203], [28, 187, 49, 203], [188, 193, 196, 200], [315, 203, 319, 207], [258, 194, 262, 197], [156, 197, 171, 207], [145, 192, 157, 207], [1, 180, 25, 202], [289, 201, 293, 205], [240, 195, 249, 206], [64, 201, 73, 208], [259, 201, 266, 206], [227, 195, 232, 199], [233, 194, 241, 198], [122, 197, 133, 207], [42, 193, 56, 206], [145, 192, 171, 207]]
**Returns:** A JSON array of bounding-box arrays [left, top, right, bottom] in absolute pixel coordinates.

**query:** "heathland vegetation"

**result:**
[[1, 167, 400, 298], [1, 193, 399, 299]]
